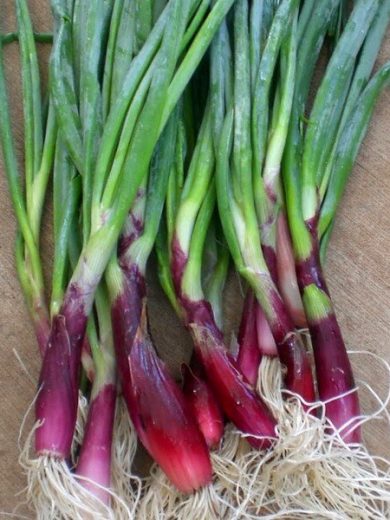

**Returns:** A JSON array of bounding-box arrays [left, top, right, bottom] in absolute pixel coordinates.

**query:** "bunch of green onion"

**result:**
[[1, 0, 390, 518]]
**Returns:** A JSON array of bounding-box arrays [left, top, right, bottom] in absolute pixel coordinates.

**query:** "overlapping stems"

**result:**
[[35, 0, 235, 462], [2, 0, 390, 517], [283, 0, 390, 442], [0, 0, 54, 355], [318, 0, 390, 256], [0, 2, 119, 515], [215, 0, 315, 408], [147, 43, 276, 517], [1, 0, 237, 516], [106, 104, 214, 493], [102, 0, 231, 496], [163, 79, 276, 452], [57, 1, 128, 510]]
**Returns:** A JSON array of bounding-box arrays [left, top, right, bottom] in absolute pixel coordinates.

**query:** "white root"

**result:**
[[139, 471, 230, 520], [18, 423, 132, 519], [111, 396, 142, 518], [138, 459, 229, 519], [16, 393, 137, 519], [232, 350, 390, 519], [257, 355, 284, 415], [71, 391, 89, 465]]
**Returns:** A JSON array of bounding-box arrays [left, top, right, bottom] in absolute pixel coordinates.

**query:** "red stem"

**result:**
[[172, 235, 277, 448], [276, 213, 307, 328], [182, 363, 225, 449], [237, 291, 263, 385], [296, 231, 361, 443], [184, 299, 277, 449], [76, 384, 116, 504], [111, 263, 212, 492], [35, 284, 87, 456]]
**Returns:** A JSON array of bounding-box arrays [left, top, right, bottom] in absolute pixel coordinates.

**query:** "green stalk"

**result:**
[[327, 0, 348, 45], [124, 108, 179, 271], [252, 0, 299, 225], [93, 285, 116, 389], [15, 0, 43, 215], [0, 38, 44, 310], [319, 62, 390, 257], [175, 107, 214, 255], [109, 0, 136, 110], [181, 182, 216, 299], [318, 0, 390, 202], [105, 112, 179, 300], [71, 0, 87, 100], [156, 224, 182, 314], [167, 119, 186, 245], [50, 6, 83, 173], [156, 119, 186, 315], [296, 0, 341, 110], [297, 0, 314, 43], [215, 5, 279, 323], [301, 0, 379, 222], [262, 0, 275, 38], [249, 0, 263, 91], [90, 0, 211, 217], [68, 0, 193, 303], [49, 0, 234, 325], [203, 231, 229, 329], [181, 0, 210, 51], [29, 105, 57, 242], [94, 0, 202, 202], [153, 0, 168, 23], [14, 234, 30, 303], [14, 1, 57, 244], [135, 0, 153, 50], [263, 13, 297, 207], [282, 0, 341, 261], [97, 67, 154, 214], [283, 119, 312, 261], [1, 32, 53, 45], [90, 4, 170, 217], [232, 0, 252, 210], [160, 0, 236, 131], [210, 19, 232, 148], [216, 110, 246, 272], [102, 0, 125, 120], [229, 0, 268, 282], [51, 136, 81, 316], [12, 0, 56, 246], [84, 283, 116, 399], [79, 2, 112, 242]]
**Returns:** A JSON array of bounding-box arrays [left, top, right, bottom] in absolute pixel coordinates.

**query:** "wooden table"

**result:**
[[1, 2, 389, 516]]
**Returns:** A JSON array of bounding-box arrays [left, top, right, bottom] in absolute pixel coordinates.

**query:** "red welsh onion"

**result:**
[[215, 0, 315, 407], [170, 106, 276, 448], [107, 109, 212, 493], [3, 0, 390, 517], [142, 45, 276, 518], [290, 0, 380, 442], [1, 0, 235, 515], [263, 0, 390, 515], [0, 4, 128, 515]]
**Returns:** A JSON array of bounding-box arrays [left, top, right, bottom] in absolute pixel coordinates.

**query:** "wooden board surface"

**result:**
[[0, 2, 389, 516]]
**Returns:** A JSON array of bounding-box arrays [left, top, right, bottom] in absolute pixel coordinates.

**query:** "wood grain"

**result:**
[[0, 2, 389, 516]]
